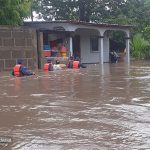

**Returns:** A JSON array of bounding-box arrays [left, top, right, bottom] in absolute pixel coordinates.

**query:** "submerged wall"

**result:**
[[0, 26, 37, 71]]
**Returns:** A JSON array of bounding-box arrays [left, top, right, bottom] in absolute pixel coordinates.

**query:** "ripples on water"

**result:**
[[0, 61, 150, 149]]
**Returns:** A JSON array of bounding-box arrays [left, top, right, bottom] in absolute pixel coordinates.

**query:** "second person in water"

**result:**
[[67, 56, 86, 69], [44, 59, 54, 71]]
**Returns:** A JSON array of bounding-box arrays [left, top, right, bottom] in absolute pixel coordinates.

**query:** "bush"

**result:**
[[131, 33, 150, 59]]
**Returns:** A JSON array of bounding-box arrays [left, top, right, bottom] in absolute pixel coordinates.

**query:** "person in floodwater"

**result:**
[[12, 59, 35, 77], [67, 56, 74, 68], [53, 60, 66, 70], [110, 50, 120, 63], [67, 56, 87, 69], [43, 58, 53, 71]]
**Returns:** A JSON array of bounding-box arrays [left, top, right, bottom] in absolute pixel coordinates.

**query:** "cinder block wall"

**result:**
[[0, 26, 37, 71]]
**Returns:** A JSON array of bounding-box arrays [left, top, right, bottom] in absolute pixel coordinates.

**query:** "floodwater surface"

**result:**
[[0, 61, 150, 150]]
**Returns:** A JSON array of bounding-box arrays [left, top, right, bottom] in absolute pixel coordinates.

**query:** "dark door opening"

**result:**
[[73, 35, 80, 59], [109, 39, 126, 62]]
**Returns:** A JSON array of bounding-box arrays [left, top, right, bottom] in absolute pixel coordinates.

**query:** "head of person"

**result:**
[[17, 59, 23, 64], [47, 58, 52, 63], [56, 60, 60, 64], [70, 56, 74, 60]]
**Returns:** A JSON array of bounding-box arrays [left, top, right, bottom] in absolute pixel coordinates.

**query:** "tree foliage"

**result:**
[[32, 0, 150, 26], [0, 0, 32, 25], [131, 33, 150, 59], [32, 0, 97, 21]]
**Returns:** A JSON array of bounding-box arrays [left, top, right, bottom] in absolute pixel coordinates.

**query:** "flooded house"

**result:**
[[24, 21, 131, 67], [0, 21, 131, 71]]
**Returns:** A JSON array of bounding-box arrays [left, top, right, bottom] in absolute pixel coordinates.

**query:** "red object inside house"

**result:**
[[43, 51, 51, 57]]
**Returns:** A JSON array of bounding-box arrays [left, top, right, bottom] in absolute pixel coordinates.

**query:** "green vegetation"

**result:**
[[131, 34, 150, 59], [31, 0, 150, 27], [0, 0, 31, 25]]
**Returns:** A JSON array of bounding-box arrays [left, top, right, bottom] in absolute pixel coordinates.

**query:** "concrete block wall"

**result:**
[[0, 26, 37, 71]]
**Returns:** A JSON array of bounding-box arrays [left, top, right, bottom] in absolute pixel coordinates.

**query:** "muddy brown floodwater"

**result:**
[[0, 61, 150, 150]]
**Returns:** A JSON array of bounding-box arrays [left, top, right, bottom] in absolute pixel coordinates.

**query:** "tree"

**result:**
[[32, 0, 130, 23], [97, 0, 128, 24], [31, 0, 76, 21], [125, 0, 150, 32], [32, 0, 106, 21], [0, 0, 32, 25], [77, 0, 98, 22]]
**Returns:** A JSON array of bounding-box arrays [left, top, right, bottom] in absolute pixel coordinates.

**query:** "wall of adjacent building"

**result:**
[[0, 26, 37, 71]]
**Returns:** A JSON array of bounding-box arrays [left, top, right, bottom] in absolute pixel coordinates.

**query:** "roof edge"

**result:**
[[24, 20, 133, 29]]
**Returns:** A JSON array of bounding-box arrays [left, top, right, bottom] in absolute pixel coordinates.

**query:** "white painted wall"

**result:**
[[75, 28, 110, 63], [75, 29, 100, 63]]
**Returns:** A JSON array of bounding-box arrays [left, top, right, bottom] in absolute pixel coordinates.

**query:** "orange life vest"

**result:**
[[13, 64, 22, 76], [44, 63, 50, 71], [73, 61, 79, 69]]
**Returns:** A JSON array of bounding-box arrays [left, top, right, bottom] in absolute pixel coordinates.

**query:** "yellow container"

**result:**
[[61, 52, 67, 57]]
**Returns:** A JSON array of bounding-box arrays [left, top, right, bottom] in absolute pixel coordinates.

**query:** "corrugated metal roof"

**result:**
[[24, 20, 132, 29]]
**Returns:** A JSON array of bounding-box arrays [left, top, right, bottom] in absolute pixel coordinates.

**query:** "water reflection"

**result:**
[[14, 77, 22, 93], [0, 61, 150, 149]]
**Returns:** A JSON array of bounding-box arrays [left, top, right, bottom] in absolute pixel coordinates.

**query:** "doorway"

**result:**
[[73, 35, 80, 59]]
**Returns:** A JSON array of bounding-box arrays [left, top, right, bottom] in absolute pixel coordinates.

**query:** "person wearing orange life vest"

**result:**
[[73, 60, 80, 69], [12, 59, 35, 77], [43, 59, 53, 71], [68, 57, 86, 69]]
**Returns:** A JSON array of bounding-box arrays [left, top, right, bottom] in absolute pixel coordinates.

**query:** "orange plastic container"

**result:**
[[43, 50, 51, 57]]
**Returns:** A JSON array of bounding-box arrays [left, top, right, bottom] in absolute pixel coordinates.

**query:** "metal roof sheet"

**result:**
[[24, 20, 132, 29]]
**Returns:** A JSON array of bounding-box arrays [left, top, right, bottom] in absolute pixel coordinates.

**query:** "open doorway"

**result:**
[[73, 35, 80, 59], [104, 30, 127, 63]]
